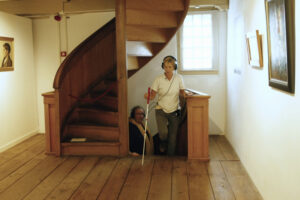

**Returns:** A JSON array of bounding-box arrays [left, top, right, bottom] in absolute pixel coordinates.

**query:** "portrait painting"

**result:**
[[0, 36, 14, 72], [265, 0, 295, 93]]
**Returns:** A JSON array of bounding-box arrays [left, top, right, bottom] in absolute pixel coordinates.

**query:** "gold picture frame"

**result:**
[[0, 36, 14, 72], [246, 30, 263, 68]]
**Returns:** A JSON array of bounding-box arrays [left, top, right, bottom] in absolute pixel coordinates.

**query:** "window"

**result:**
[[178, 11, 226, 73]]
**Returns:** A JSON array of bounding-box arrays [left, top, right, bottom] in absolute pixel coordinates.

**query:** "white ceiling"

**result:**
[[0, 0, 115, 18]]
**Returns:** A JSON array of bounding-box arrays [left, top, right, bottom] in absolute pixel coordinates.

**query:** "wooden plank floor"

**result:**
[[0, 134, 263, 200]]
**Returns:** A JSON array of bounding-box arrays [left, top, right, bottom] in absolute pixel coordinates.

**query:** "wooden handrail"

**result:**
[[184, 88, 210, 97], [42, 91, 55, 97]]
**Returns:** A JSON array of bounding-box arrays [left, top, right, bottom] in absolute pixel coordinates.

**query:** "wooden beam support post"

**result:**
[[116, 0, 129, 156], [54, 90, 61, 156], [42, 91, 59, 155]]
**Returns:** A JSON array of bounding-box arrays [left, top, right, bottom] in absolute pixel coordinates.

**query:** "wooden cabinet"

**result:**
[[185, 89, 210, 161]]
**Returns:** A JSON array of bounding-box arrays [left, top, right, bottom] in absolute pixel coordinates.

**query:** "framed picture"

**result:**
[[246, 30, 263, 68], [265, 0, 295, 93], [0, 36, 14, 72]]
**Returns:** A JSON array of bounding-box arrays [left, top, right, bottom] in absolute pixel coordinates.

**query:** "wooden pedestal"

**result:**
[[185, 89, 210, 161], [42, 91, 59, 155]]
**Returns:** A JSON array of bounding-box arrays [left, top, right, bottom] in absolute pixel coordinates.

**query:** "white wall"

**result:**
[[226, 0, 300, 199], [0, 12, 39, 151], [128, 31, 227, 135], [33, 17, 60, 134], [128, 37, 178, 134], [33, 12, 115, 132], [182, 12, 227, 135], [67, 12, 115, 52]]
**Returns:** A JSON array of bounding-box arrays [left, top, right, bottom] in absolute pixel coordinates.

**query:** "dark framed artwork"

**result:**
[[265, 0, 295, 93], [0, 36, 14, 72]]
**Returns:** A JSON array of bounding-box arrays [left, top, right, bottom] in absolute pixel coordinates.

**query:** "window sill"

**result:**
[[178, 69, 219, 75]]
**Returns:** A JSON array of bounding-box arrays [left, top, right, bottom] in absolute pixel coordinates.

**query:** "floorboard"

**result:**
[[209, 136, 226, 160], [147, 158, 172, 200], [45, 157, 98, 200], [70, 157, 119, 200], [0, 155, 65, 200], [172, 158, 189, 200], [24, 157, 81, 200], [118, 158, 154, 200], [0, 141, 45, 180], [188, 160, 215, 200], [221, 161, 263, 200], [0, 134, 263, 200], [0, 134, 43, 166], [0, 151, 46, 193], [97, 157, 133, 200], [213, 136, 239, 161], [207, 161, 235, 200]]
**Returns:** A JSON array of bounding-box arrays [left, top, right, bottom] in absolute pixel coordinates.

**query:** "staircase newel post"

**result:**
[[116, 0, 129, 156], [54, 89, 61, 156]]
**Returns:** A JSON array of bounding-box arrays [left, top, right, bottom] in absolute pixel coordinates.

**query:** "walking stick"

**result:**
[[142, 87, 151, 166]]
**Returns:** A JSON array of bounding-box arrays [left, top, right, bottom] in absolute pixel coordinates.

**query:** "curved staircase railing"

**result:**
[[52, 18, 118, 155]]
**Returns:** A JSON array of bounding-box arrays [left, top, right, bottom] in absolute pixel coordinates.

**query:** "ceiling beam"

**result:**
[[0, 0, 63, 15], [64, 0, 115, 14], [190, 0, 229, 10], [0, 0, 115, 17]]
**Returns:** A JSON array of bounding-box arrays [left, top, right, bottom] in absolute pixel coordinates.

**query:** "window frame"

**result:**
[[177, 10, 224, 75]]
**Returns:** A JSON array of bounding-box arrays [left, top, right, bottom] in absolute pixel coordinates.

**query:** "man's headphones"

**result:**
[[161, 55, 177, 70]]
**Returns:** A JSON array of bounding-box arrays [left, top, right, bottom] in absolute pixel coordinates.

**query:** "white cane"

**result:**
[[142, 87, 151, 166]]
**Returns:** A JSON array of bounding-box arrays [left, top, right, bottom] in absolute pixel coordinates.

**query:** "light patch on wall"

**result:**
[[0, 73, 9, 103], [232, 15, 246, 75]]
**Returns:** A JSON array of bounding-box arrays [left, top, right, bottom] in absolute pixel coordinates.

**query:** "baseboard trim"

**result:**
[[0, 129, 40, 152]]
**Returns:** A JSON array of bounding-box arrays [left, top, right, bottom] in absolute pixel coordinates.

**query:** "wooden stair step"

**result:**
[[92, 80, 118, 97], [76, 108, 119, 127], [126, 25, 174, 43], [127, 56, 153, 71], [88, 95, 118, 111], [66, 124, 119, 142], [126, 41, 153, 57], [78, 104, 116, 113], [128, 69, 139, 77], [96, 96, 118, 111], [127, 42, 164, 57], [127, 56, 140, 70], [127, 9, 178, 28], [61, 141, 121, 156], [126, 0, 184, 11], [127, 56, 152, 77]]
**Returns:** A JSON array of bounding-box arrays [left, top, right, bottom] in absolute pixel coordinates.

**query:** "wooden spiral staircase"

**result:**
[[44, 0, 189, 156]]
